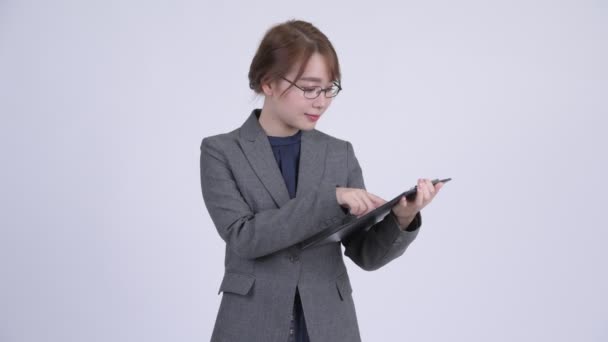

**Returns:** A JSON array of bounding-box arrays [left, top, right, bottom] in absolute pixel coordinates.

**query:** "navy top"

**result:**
[[267, 130, 310, 341], [267, 130, 302, 200]]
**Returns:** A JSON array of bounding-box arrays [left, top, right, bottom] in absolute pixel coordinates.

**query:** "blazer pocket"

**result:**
[[218, 271, 255, 296], [335, 272, 353, 301]]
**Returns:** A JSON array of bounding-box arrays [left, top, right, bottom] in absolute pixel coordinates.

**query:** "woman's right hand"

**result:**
[[336, 187, 387, 218]]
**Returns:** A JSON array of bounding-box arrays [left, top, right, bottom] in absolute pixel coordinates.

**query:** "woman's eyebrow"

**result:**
[[298, 76, 336, 87], [299, 77, 324, 83]]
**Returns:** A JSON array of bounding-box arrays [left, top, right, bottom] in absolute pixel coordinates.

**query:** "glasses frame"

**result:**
[[280, 76, 342, 99]]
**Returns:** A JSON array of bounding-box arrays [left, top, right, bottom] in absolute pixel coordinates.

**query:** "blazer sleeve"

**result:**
[[200, 137, 348, 260], [341, 141, 422, 271]]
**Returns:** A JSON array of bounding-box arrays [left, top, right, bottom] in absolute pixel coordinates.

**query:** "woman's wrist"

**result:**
[[391, 210, 417, 231]]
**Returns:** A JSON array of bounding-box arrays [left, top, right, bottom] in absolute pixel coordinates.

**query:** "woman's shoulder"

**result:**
[[200, 128, 240, 149], [311, 128, 353, 149]]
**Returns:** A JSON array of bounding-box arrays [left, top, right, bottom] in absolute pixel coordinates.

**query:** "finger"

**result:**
[[435, 182, 443, 194], [351, 193, 366, 216], [359, 193, 375, 215], [367, 192, 387, 207], [393, 195, 407, 208], [415, 179, 425, 207], [424, 179, 434, 199], [426, 179, 435, 197], [421, 179, 432, 201], [400, 195, 409, 208], [391, 196, 407, 217]]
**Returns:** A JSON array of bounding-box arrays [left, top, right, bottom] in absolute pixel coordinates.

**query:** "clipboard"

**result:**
[[299, 178, 451, 249]]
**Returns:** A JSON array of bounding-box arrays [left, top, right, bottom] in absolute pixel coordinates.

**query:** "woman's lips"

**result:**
[[305, 113, 320, 122]]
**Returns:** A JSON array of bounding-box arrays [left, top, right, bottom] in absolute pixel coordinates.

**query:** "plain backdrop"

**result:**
[[1, 0, 607, 341]]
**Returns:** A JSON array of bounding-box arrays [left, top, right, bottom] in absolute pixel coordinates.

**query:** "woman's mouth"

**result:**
[[305, 113, 320, 122]]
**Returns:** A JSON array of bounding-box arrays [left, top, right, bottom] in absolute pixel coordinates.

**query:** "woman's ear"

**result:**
[[261, 78, 274, 96], [262, 76, 285, 97]]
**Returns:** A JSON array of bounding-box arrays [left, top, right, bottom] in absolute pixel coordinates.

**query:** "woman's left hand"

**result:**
[[391, 178, 444, 230]]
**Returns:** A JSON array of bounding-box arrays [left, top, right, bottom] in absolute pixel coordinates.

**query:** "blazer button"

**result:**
[[288, 255, 299, 263]]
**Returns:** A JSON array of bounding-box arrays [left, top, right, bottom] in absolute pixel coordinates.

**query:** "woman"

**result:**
[[200, 19, 443, 342]]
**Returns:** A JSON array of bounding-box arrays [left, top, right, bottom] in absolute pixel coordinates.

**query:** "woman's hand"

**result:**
[[336, 187, 387, 218], [391, 178, 444, 230]]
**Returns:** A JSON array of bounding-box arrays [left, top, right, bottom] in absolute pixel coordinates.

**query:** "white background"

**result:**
[[1, 0, 607, 341]]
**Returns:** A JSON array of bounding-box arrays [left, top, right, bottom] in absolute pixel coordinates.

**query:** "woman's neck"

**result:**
[[258, 106, 299, 137]]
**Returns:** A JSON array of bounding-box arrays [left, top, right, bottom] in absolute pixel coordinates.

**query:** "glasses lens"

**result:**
[[304, 87, 321, 99], [325, 86, 340, 98]]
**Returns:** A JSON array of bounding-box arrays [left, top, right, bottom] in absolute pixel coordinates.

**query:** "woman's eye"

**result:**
[[302, 87, 317, 92]]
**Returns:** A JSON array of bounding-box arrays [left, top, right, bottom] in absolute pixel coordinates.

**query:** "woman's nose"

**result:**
[[312, 94, 331, 109]]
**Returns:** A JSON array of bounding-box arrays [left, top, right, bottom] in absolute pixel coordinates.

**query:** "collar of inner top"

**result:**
[[267, 130, 302, 146]]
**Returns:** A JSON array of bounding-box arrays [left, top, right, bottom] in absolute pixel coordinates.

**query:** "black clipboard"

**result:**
[[299, 178, 451, 249]]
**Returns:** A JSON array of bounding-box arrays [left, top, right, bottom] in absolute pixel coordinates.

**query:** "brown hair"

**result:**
[[248, 19, 341, 96]]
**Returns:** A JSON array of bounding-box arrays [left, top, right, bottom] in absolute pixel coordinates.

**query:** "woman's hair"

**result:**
[[248, 19, 341, 96]]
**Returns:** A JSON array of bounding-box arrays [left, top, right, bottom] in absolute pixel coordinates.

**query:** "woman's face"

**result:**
[[262, 52, 335, 135]]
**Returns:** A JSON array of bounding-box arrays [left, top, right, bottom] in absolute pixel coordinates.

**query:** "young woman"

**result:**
[[200, 19, 443, 342]]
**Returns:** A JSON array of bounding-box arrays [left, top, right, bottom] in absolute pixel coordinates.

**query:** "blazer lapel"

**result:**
[[237, 109, 328, 208], [238, 109, 290, 207]]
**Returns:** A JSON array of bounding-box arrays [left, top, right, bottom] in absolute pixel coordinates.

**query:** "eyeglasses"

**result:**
[[280, 76, 342, 99]]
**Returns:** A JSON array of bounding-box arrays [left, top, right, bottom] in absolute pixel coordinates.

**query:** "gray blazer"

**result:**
[[200, 109, 422, 342]]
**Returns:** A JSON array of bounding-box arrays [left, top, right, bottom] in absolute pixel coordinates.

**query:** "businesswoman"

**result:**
[[200, 19, 443, 342]]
